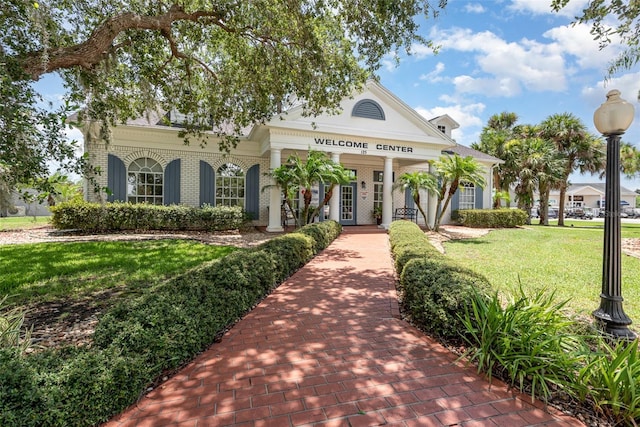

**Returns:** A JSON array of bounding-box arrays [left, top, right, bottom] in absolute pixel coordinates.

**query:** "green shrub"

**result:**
[[388, 221, 443, 274], [258, 234, 315, 282], [297, 220, 342, 252], [389, 220, 490, 341], [0, 348, 47, 427], [453, 208, 527, 228], [44, 347, 151, 426], [50, 201, 248, 232], [400, 257, 491, 341], [460, 286, 584, 402], [0, 346, 151, 427]]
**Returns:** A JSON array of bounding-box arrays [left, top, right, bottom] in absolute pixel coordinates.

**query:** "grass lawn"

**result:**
[[444, 221, 640, 326], [0, 216, 51, 230], [1, 240, 237, 306]]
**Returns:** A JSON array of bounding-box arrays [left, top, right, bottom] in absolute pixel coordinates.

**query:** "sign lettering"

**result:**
[[314, 137, 413, 153]]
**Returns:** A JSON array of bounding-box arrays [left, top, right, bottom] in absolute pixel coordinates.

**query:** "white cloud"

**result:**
[[434, 27, 567, 95], [464, 3, 485, 14], [453, 75, 523, 97], [415, 102, 486, 145], [419, 62, 446, 83], [582, 72, 640, 114], [508, 0, 589, 18], [381, 54, 398, 73], [410, 42, 437, 60], [543, 23, 622, 70]]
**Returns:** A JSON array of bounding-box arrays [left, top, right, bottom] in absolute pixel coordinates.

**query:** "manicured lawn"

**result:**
[[0, 216, 51, 230], [444, 221, 640, 326], [0, 240, 237, 306]]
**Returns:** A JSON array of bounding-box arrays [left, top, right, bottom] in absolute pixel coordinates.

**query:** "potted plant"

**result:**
[[372, 206, 382, 225]]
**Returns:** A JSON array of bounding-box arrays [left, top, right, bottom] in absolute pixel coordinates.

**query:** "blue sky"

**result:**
[[34, 0, 640, 190], [377, 0, 640, 191]]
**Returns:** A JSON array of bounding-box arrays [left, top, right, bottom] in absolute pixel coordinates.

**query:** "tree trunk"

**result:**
[[414, 194, 431, 231], [492, 169, 501, 208], [558, 182, 567, 227], [539, 188, 551, 226]]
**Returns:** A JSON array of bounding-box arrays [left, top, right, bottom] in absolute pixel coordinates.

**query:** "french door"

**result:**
[[340, 182, 357, 225]]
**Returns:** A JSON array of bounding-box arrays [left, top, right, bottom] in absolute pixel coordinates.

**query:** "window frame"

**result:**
[[215, 163, 245, 208], [458, 181, 475, 210], [127, 157, 164, 205]]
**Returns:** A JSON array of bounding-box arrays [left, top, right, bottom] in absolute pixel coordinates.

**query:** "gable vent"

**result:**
[[352, 99, 386, 120]]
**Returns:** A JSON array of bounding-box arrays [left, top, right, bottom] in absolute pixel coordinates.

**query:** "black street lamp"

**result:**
[[593, 89, 637, 340]]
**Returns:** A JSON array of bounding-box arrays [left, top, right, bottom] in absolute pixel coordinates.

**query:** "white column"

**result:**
[[266, 148, 284, 232], [428, 162, 437, 228], [329, 153, 341, 222], [381, 157, 394, 229]]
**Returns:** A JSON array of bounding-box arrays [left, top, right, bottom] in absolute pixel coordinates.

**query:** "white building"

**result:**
[[80, 80, 501, 230], [549, 183, 637, 213]]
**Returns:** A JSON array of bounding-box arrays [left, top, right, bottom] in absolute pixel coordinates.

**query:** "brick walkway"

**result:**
[[104, 226, 584, 427]]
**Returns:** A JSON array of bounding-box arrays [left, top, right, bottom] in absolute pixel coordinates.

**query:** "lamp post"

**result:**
[[593, 89, 637, 340]]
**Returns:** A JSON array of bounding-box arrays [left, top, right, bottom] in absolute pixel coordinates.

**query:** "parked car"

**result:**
[[623, 208, 640, 218], [565, 207, 594, 219]]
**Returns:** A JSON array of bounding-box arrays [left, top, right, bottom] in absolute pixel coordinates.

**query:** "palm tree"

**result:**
[[539, 113, 605, 226], [621, 141, 640, 178], [394, 171, 438, 230], [432, 154, 486, 231], [268, 150, 354, 227], [472, 112, 519, 208]]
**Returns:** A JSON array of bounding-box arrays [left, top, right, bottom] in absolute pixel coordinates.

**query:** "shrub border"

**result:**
[[0, 221, 342, 426]]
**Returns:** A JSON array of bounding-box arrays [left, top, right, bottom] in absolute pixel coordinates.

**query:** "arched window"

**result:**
[[127, 158, 163, 204], [216, 163, 245, 207], [459, 182, 475, 210]]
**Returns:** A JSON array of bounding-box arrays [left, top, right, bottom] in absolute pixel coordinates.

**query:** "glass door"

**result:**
[[340, 182, 357, 225]]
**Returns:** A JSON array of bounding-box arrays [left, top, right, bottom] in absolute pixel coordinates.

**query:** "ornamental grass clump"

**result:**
[[0, 296, 32, 354], [577, 338, 640, 424], [460, 286, 584, 402]]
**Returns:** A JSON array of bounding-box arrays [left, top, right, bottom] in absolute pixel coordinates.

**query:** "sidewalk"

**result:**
[[105, 226, 584, 427]]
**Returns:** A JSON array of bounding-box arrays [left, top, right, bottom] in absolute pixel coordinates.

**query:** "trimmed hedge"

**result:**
[[0, 221, 342, 427], [297, 220, 342, 252], [452, 208, 528, 228], [388, 220, 445, 273], [50, 201, 249, 231], [389, 221, 491, 342]]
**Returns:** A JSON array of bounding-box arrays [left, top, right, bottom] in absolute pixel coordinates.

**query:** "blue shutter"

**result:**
[[404, 188, 414, 208], [451, 187, 460, 212], [164, 159, 181, 205], [475, 185, 483, 209], [245, 164, 260, 220], [107, 154, 126, 202], [199, 161, 215, 206]]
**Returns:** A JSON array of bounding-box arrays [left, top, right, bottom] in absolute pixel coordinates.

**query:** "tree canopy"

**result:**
[[1, 0, 446, 191], [552, 0, 640, 75]]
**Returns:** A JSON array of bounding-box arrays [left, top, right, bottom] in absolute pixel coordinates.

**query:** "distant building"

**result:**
[[548, 183, 637, 213], [5, 190, 51, 217]]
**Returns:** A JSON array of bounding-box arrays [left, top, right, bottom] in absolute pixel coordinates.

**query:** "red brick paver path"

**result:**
[[105, 226, 584, 427]]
